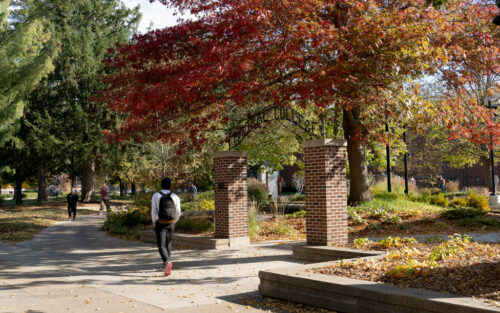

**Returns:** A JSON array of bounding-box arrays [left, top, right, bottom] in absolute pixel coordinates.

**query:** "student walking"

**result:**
[[151, 177, 181, 276], [188, 182, 197, 201], [100, 183, 111, 213], [67, 189, 78, 221]]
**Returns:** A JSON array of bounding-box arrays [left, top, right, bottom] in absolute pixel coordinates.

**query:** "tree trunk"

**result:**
[[131, 182, 136, 196], [37, 168, 47, 202], [81, 162, 95, 202], [14, 174, 23, 205], [480, 155, 492, 190], [343, 109, 372, 205], [119, 179, 124, 196]]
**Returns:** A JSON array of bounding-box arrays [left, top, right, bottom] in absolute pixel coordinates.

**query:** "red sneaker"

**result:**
[[164, 262, 172, 276]]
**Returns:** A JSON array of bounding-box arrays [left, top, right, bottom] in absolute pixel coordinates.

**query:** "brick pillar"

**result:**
[[303, 139, 348, 246], [213, 151, 250, 247]]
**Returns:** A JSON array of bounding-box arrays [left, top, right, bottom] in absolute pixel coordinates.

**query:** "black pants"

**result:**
[[155, 222, 174, 263], [68, 205, 76, 219]]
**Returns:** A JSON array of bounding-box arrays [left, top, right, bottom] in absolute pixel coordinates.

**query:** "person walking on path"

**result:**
[[100, 183, 111, 213], [438, 176, 446, 192], [151, 177, 181, 277], [188, 182, 197, 201], [66, 189, 78, 221]]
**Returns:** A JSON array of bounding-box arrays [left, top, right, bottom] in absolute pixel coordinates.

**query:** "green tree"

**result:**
[[0, 0, 56, 145], [26, 0, 140, 202]]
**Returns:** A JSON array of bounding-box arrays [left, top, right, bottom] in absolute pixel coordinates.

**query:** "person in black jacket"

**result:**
[[67, 189, 78, 221], [151, 178, 181, 276]]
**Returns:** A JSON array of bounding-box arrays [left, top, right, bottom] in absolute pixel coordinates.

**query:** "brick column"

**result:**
[[303, 139, 348, 246], [213, 151, 250, 247]]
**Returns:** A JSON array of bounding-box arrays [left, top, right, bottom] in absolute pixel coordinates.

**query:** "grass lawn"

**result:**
[[0, 203, 96, 243]]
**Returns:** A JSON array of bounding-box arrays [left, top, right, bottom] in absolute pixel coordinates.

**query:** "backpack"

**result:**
[[158, 191, 176, 221]]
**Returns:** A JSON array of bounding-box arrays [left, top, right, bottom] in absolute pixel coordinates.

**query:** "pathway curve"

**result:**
[[0, 215, 303, 313]]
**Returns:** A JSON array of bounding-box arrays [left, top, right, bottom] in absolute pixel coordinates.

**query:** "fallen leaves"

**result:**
[[312, 236, 500, 302]]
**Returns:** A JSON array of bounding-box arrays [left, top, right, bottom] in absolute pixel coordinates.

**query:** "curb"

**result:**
[[259, 248, 500, 313]]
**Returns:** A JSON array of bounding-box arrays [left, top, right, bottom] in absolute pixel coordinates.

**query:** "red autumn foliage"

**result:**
[[100, 0, 498, 147], [437, 0, 500, 146]]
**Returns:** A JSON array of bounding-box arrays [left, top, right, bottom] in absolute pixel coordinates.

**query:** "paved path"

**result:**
[[0, 216, 304, 313]]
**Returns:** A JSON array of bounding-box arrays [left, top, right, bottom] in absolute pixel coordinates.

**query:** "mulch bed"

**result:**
[[311, 237, 500, 305]]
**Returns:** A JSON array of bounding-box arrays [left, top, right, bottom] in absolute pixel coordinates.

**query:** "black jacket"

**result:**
[[67, 193, 78, 207]]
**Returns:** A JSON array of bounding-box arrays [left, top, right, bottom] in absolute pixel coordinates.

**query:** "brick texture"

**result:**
[[213, 152, 248, 238], [304, 141, 348, 246]]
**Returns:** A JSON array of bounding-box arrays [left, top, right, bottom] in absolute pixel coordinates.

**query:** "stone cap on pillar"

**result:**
[[303, 139, 347, 148], [214, 151, 248, 158]]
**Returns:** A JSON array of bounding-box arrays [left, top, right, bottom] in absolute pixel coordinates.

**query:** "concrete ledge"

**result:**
[[139, 230, 249, 250], [213, 151, 248, 158], [228, 236, 250, 247], [302, 139, 347, 148], [292, 244, 386, 262], [259, 262, 500, 313]]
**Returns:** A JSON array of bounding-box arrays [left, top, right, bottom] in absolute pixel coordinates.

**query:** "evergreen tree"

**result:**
[[26, 0, 140, 202], [0, 0, 56, 145]]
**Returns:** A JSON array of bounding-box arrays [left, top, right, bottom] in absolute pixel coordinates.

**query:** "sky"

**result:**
[[122, 0, 188, 33]]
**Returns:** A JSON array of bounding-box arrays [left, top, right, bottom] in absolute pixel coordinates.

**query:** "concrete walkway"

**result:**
[[0, 215, 305, 313]]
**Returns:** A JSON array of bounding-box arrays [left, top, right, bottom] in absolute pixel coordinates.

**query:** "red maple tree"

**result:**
[[101, 0, 497, 203]]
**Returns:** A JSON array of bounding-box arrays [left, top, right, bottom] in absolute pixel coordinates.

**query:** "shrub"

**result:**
[[468, 186, 489, 196], [290, 193, 306, 202], [419, 188, 443, 196], [371, 175, 418, 196], [248, 203, 260, 239], [182, 202, 197, 212], [456, 216, 500, 228], [178, 192, 194, 203], [122, 209, 150, 227], [384, 216, 402, 225], [428, 234, 470, 262], [196, 190, 214, 201], [368, 208, 388, 220], [441, 207, 487, 220], [449, 191, 490, 211], [347, 209, 365, 225], [445, 180, 460, 193], [286, 210, 306, 218], [428, 193, 448, 207], [291, 172, 305, 193], [134, 192, 154, 210], [449, 197, 468, 208], [102, 208, 151, 238], [175, 216, 214, 233], [464, 191, 490, 211], [373, 191, 399, 201], [377, 236, 417, 249], [269, 218, 292, 234], [197, 199, 215, 211], [248, 178, 268, 206]]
